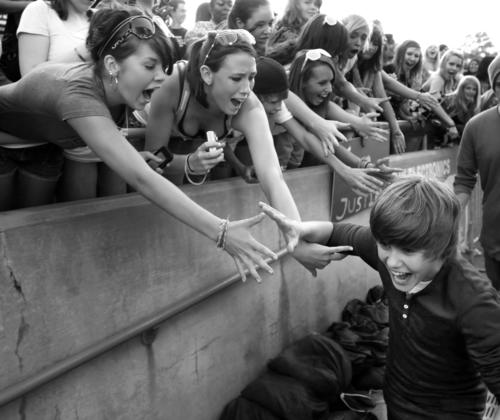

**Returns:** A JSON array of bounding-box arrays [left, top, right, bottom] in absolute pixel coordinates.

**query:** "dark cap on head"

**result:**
[[254, 56, 289, 95]]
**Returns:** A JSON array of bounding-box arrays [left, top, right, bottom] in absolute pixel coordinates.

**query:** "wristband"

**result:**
[[185, 154, 208, 185]]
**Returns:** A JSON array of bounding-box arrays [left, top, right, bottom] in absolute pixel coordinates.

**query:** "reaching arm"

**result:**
[[334, 67, 388, 113], [325, 101, 389, 142], [284, 90, 347, 155], [381, 71, 438, 109], [281, 117, 385, 195], [68, 115, 277, 282], [233, 93, 300, 223], [373, 71, 405, 153], [17, 33, 50, 76]]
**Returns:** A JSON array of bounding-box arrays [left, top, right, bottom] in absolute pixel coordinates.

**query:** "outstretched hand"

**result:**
[[292, 240, 353, 277], [259, 202, 353, 276], [361, 96, 391, 114], [258, 201, 300, 252], [367, 157, 403, 183], [224, 213, 278, 283], [312, 119, 348, 156]]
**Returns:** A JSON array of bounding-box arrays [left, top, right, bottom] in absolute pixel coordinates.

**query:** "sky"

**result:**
[[184, 0, 500, 52]]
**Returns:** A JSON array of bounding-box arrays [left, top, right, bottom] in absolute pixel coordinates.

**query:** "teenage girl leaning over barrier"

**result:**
[[144, 29, 302, 225], [0, 8, 283, 282]]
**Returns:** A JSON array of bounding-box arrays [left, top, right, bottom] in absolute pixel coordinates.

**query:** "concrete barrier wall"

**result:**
[[0, 147, 463, 420]]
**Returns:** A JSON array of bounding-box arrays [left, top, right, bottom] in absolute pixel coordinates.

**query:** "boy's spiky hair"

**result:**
[[370, 175, 460, 260]]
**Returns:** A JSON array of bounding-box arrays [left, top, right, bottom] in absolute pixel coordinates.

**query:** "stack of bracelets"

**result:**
[[216, 217, 229, 250], [184, 153, 209, 185]]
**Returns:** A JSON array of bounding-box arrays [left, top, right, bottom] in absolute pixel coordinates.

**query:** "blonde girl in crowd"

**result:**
[[422, 48, 464, 99], [343, 17, 406, 153], [441, 75, 481, 142]]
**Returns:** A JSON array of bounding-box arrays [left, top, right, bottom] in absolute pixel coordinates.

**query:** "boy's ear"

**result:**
[[235, 17, 245, 29], [200, 65, 213, 85]]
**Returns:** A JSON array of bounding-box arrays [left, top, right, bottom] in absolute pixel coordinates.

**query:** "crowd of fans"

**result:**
[[1, 2, 500, 418], [0, 0, 497, 210]]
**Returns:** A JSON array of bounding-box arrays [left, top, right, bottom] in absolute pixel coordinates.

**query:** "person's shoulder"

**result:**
[[468, 106, 497, 125], [446, 257, 497, 304], [27, 0, 51, 9], [18, 0, 52, 23], [240, 91, 264, 112]]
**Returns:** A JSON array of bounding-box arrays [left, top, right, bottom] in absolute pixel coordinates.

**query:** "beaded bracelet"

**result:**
[[216, 217, 229, 250], [184, 154, 208, 186]]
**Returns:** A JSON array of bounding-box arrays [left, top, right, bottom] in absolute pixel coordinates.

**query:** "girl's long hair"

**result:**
[[288, 50, 335, 117], [357, 22, 383, 76], [450, 75, 481, 122]]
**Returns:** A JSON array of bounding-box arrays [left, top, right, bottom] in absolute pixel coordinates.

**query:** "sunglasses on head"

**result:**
[[299, 48, 332, 73], [323, 15, 338, 26], [97, 15, 156, 59], [201, 29, 256, 67]]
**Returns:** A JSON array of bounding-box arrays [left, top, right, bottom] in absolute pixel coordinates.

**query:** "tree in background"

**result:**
[[461, 31, 496, 61]]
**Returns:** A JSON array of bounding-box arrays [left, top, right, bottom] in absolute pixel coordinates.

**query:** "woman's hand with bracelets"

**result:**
[[220, 214, 279, 283]]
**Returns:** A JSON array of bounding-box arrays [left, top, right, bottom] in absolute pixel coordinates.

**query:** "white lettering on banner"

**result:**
[[334, 192, 377, 221], [397, 159, 451, 180], [332, 158, 453, 221]]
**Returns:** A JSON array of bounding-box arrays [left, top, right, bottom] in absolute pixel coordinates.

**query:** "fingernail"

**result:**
[[268, 268, 274, 274]]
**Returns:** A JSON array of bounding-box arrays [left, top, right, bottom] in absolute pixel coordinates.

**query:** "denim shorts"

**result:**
[[0, 143, 64, 178]]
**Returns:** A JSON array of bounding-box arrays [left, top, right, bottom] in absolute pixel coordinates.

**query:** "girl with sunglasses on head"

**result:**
[[295, 14, 440, 126], [288, 49, 398, 193], [144, 29, 303, 228], [225, 0, 348, 166], [292, 17, 389, 144], [0, 9, 278, 282]]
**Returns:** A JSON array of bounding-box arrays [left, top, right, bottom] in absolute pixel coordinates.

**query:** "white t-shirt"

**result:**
[[17, 0, 89, 62], [268, 102, 293, 136]]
